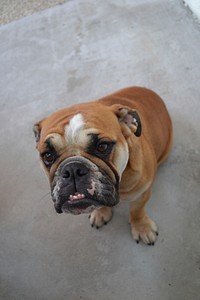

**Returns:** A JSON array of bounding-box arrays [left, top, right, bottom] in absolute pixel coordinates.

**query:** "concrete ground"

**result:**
[[0, 0, 67, 25], [0, 0, 200, 299]]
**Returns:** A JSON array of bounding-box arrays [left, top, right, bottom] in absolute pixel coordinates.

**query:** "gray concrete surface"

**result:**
[[0, 0, 200, 299], [0, 0, 67, 25]]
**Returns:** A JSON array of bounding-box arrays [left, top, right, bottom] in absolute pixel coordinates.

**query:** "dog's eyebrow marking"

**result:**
[[65, 113, 85, 143], [45, 133, 65, 152]]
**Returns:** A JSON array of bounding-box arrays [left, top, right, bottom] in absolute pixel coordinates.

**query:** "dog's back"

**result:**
[[99, 86, 173, 165]]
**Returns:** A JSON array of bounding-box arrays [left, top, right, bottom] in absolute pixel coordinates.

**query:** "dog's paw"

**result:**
[[130, 215, 158, 245], [89, 207, 113, 229]]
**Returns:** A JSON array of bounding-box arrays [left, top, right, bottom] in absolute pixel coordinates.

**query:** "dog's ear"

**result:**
[[112, 105, 142, 137], [33, 122, 42, 143]]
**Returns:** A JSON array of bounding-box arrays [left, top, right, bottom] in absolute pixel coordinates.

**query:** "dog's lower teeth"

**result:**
[[69, 193, 85, 201]]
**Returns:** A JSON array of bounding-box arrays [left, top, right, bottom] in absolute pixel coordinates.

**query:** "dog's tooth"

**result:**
[[68, 193, 85, 201]]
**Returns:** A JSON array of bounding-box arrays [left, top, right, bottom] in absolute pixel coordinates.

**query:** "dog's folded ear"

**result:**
[[33, 122, 42, 143], [33, 117, 47, 143], [112, 104, 142, 137]]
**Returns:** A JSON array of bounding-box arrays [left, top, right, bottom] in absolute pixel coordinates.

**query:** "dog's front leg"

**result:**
[[89, 207, 113, 229], [130, 189, 158, 245]]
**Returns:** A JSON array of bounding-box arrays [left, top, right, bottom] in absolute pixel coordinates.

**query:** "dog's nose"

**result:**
[[61, 162, 88, 179]]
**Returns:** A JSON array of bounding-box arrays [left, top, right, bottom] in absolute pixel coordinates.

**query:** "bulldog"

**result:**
[[33, 87, 172, 245]]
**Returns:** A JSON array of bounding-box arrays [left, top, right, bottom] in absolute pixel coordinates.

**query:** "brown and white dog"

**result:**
[[33, 87, 173, 245]]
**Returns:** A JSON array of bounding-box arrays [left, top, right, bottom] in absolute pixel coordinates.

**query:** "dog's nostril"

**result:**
[[76, 168, 87, 177], [61, 163, 88, 179], [62, 170, 70, 179]]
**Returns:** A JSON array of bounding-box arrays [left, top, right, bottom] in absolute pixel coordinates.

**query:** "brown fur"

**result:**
[[98, 87, 173, 244]]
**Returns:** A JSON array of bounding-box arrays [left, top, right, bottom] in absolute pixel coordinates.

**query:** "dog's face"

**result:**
[[33, 101, 141, 215]]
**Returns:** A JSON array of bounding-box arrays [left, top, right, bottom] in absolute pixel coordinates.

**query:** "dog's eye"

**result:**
[[87, 133, 116, 160], [97, 142, 109, 153], [42, 152, 55, 166], [95, 141, 116, 159]]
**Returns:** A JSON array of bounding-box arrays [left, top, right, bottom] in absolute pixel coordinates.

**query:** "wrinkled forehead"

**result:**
[[39, 112, 118, 153], [65, 112, 119, 146]]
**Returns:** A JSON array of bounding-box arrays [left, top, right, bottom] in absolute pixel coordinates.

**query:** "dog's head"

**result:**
[[33, 101, 141, 215]]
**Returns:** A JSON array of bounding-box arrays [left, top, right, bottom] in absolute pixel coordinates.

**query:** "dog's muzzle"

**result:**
[[51, 156, 120, 215]]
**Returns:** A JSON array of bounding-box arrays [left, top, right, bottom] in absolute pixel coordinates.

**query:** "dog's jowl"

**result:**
[[33, 87, 173, 245]]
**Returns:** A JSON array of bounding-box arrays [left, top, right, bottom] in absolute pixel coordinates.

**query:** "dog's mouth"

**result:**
[[54, 192, 102, 215], [68, 192, 85, 202]]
